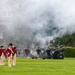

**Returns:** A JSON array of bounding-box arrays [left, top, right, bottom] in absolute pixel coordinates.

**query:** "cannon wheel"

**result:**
[[57, 54, 64, 59]]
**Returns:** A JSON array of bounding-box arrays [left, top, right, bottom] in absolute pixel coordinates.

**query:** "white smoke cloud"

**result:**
[[0, 0, 75, 47]]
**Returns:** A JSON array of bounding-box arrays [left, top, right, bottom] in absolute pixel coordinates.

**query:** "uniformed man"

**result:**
[[24, 47, 30, 58], [5, 43, 17, 67], [46, 47, 53, 59], [12, 46, 17, 66], [36, 47, 41, 55], [0, 46, 5, 65]]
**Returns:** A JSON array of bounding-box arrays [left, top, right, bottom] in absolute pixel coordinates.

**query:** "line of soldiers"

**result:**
[[0, 43, 17, 67]]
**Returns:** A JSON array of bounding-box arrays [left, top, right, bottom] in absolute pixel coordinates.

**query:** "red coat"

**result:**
[[12, 46, 17, 55], [5, 48, 11, 57], [5, 46, 17, 57], [0, 49, 4, 56]]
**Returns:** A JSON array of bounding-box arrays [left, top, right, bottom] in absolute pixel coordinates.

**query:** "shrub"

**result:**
[[64, 48, 75, 57]]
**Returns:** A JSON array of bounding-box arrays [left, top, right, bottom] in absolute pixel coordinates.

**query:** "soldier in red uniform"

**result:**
[[12, 46, 17, 66], [5, 43, 17, 67], [0, 46, 5, 65], [5, 43, 13, 67]]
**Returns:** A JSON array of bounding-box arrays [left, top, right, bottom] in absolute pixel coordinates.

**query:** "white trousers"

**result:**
[[8, 54, 16, 67], [0, 53, 5, 65]]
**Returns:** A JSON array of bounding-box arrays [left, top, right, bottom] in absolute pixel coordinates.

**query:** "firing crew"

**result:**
[[24, 47, 30, 58], [36, 47, 41, 55]]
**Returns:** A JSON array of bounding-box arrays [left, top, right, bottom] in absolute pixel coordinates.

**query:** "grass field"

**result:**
[[0, 58, 75, 75]]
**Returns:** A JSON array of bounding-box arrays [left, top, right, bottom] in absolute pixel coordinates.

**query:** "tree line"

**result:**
[[55, 33, 75, 46]]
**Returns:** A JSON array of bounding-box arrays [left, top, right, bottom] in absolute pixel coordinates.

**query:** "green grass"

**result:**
[[0, 58, 75, 75]]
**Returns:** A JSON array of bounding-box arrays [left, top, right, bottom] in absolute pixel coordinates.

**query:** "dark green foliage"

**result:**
[[55, 33, 75, 46], [64, 48, 75, 57], [55, 33, 75, 57]]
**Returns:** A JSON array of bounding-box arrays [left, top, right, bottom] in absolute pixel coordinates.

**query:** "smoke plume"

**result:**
[[0, 0, 75, 47]]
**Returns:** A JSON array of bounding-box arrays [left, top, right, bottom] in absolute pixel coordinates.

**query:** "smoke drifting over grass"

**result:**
[[0, 0, 75, 47]]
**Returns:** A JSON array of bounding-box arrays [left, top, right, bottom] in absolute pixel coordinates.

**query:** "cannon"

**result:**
[[53, 48, 65, 59]]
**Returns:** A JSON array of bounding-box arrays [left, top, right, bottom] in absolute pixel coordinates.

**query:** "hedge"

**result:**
[[64, 48, 75, 57]]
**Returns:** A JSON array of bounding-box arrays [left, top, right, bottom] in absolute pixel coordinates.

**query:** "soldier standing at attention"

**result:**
[[5, 43, 17, 67], [12, 46, 17, 66], [0, 46, 5, 65], [5, 43, 13, 67]]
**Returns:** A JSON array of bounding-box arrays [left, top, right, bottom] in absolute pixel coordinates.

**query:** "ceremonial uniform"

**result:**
[[0, 47, 5, 65], [5, 47, 12, 67], [5, 43, 17, 67], [12, 46, 17, 66]]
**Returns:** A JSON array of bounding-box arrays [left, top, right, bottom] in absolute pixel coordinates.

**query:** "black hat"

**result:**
[[0, 46, 3, 48], [8, 43, 13, 46]]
